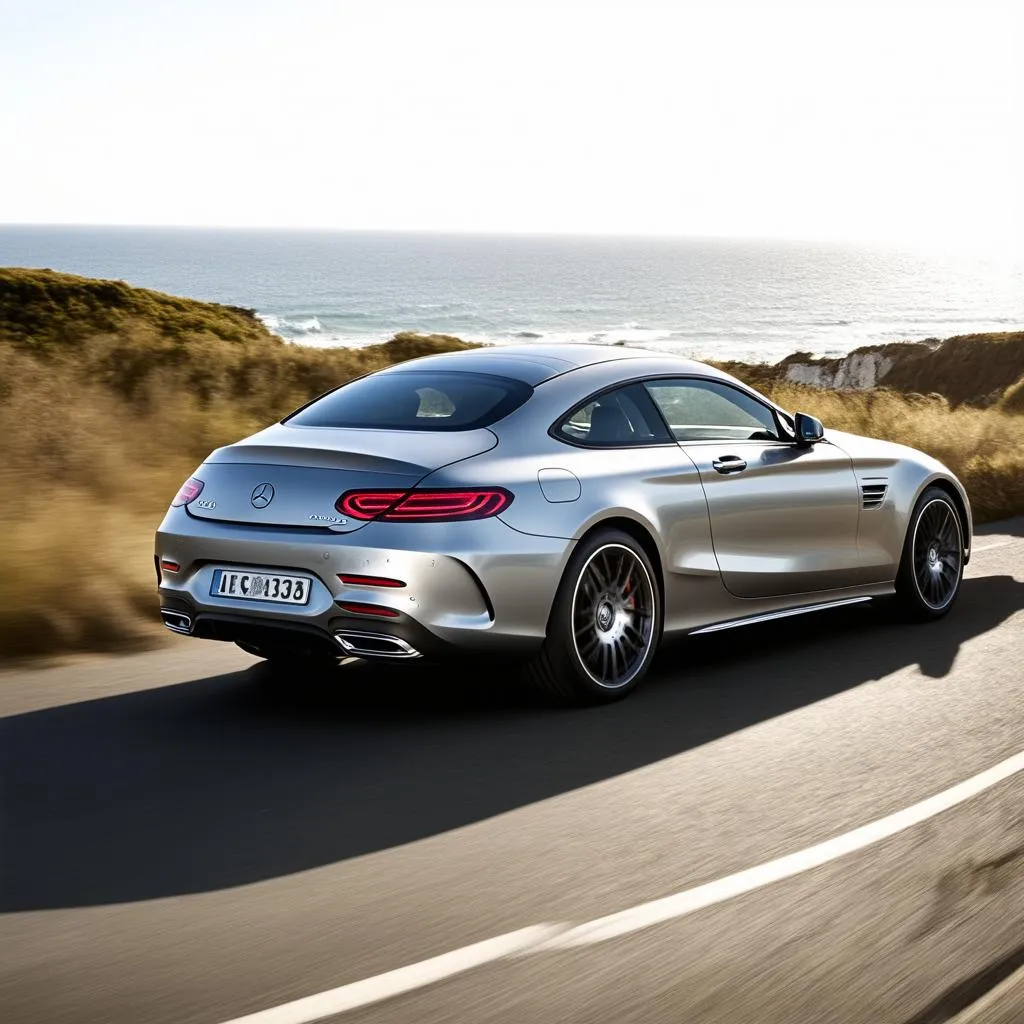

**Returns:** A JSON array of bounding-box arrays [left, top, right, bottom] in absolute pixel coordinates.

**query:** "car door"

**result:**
[[644, 377, 862, 599]]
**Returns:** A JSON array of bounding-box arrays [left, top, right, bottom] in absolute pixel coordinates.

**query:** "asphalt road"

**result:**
[[2, 518, 1023, 1024]]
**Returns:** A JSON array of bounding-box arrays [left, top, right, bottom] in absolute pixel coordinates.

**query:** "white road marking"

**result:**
[[541, 748, 1024, 948], [221, 926, 565, 1024], [218, 749, 1024, 1024]]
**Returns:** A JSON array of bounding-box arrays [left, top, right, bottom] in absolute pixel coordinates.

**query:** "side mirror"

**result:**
[[793, 411, 824, 445]]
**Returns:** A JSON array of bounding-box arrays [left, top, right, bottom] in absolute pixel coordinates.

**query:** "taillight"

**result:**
[[171, 477, 204, 507], [338, 491, 405, 519], [336, 488, 513, 522]]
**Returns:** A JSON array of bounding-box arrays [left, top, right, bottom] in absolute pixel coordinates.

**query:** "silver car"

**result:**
[[156, 344, 972, 703]]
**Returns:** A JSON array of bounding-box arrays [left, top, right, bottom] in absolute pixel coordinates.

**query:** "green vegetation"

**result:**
[[0, 267, 1021, 661], [0, 267, 271, 352]]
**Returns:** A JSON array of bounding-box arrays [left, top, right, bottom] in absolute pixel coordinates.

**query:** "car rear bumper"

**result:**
[[155, 506, 572, 657]]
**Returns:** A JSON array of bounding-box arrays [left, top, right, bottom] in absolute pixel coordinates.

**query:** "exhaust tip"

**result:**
[[334, 631, 421, 659], [161, 609, 193, 635]]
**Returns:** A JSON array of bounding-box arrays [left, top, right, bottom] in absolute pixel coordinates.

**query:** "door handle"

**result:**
[[712, 456, 747, 474]]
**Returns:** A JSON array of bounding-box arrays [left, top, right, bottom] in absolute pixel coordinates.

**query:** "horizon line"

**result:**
[[0, 222, 1001, 251]]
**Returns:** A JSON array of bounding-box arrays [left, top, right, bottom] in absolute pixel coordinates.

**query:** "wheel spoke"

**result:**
[[614, 639, 629, 675], [602, 643, 614, 681], [939, 562, 956, 596], [916, 560, 930, 589], [938, 516, 953, 548], [614, 557, 633, 596], [623, 621, 645, 653], [601, 551, 618, 590]]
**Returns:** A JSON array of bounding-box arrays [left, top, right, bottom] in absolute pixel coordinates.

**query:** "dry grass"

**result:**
[[0, 330, 475, 659], [0, 344, 249, 658], [0, 272, 476, 660], [1, 268, 1021, 661], [1000, 376, 1024, 414]]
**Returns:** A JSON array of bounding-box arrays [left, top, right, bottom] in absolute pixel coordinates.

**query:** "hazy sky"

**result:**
[[1, 0, 1020, 244]]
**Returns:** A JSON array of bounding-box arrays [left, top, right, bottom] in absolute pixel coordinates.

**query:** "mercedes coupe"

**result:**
[[156, 344, 971, 703]]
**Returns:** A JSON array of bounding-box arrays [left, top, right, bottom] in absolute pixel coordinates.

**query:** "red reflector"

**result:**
[[336, 488, 513, 522], [337, 601, 400, 618], [160, 559, 180, 573], [338, 574, 406, 588], [171, 477, 204, 507]]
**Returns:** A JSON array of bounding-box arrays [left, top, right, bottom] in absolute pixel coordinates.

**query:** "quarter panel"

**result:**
[[422, 434, 729, 635]]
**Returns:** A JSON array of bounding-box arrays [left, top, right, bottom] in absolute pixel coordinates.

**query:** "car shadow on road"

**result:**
[[976, 515, 1024, 539], [2, 574, 1022, 912]]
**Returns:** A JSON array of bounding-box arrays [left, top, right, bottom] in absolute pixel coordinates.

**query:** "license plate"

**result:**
[[211, 569, 311, 605]]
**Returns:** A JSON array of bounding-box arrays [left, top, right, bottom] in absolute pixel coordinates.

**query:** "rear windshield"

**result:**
[[286, 370, 532, 431]]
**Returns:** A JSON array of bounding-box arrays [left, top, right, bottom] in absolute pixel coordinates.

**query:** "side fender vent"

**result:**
[[861, 480, 889, 511]]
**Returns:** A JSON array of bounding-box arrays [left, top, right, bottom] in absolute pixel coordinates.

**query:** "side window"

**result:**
[[555, 383, 672, 448], [644, 379, 782, 442]]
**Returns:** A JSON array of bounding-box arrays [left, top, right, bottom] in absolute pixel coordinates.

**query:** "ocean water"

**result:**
[[1, 226, 1021, 364]]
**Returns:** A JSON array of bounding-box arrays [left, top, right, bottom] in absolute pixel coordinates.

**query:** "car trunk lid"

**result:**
[[185, 423, 498, 533]]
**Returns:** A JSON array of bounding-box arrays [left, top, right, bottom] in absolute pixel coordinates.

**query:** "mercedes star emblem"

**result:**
[[251, 482, 275, 509]]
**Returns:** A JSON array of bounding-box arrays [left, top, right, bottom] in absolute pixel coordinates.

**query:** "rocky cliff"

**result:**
[[769, 333, 1024, 407]]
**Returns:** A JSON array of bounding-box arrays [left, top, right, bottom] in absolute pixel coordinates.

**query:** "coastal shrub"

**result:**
[[875, 332, 1024, 407], [0, 267, 272, 351], [999, 376, 1024, 414]]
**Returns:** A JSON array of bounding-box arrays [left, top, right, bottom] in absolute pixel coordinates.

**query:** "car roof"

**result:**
[[381, 343, 721, 386]]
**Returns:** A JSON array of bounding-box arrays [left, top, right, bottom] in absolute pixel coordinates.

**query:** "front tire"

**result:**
[[892, 486, 965, 620], [525, 529, 661, 704]]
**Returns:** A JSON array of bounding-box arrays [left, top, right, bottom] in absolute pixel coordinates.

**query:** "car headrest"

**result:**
[[588, 402, 633, 444]]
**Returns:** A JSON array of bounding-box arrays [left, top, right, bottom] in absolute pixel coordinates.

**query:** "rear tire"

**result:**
[[891, 486, 965, 621], [525, 529, 661, 705]]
